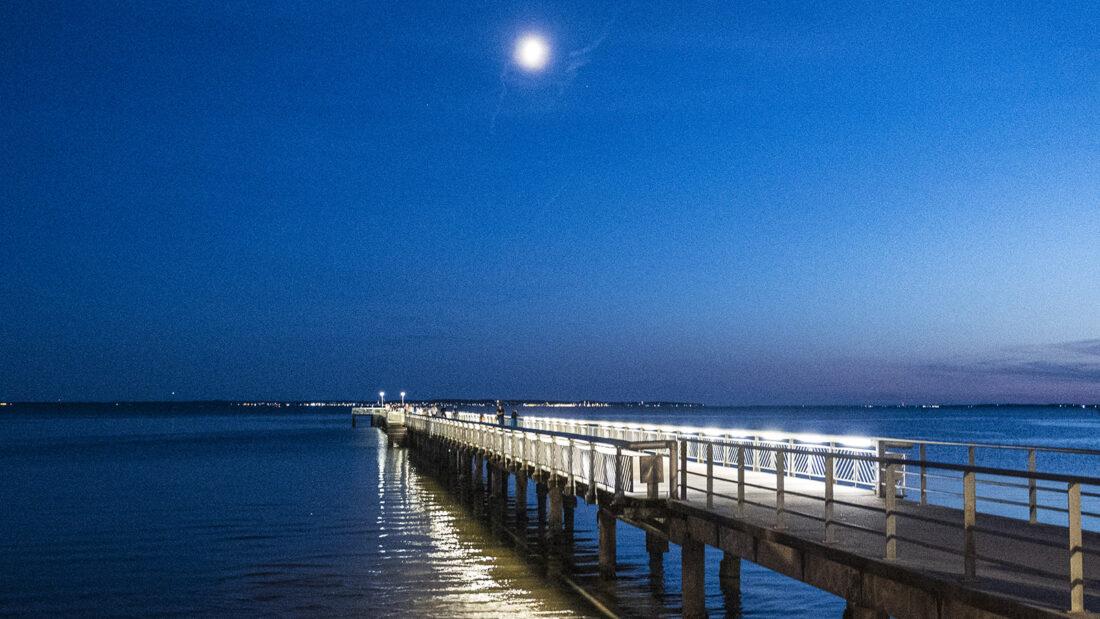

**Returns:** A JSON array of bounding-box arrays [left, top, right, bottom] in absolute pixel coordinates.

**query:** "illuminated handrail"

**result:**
[[514, 412, 1100, 457], [668, 436, 1098, 613]]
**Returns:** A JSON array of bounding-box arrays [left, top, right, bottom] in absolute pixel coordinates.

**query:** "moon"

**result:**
[[514, 34, 550, 72]]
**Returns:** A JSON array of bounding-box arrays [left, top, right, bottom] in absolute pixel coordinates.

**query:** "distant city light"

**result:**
[[514, 34, 550, 72]]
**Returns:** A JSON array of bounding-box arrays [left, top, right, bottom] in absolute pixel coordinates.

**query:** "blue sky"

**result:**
[[1, 2, 1097, 403]]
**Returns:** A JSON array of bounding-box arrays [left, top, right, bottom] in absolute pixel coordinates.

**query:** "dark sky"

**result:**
[[2, 2, 1098, 404]]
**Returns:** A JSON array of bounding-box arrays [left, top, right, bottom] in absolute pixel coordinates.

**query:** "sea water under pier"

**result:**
[[355, 406, 1100, 618]]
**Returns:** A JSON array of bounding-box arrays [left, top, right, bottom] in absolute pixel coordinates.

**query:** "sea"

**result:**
[[2, 402, 1098, 617]]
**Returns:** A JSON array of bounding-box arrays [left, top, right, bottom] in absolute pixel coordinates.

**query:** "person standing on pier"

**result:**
[[510, 407, 519, 428], [495, 400, 505, 426]]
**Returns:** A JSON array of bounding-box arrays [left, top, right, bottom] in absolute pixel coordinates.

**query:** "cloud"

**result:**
[[1060, 339, 1100, 357], [922, 339, 1100, 385]]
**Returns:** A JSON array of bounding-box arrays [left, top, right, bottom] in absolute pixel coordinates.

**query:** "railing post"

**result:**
[[645, 455, 660, 499], [669, 440, 679, 500], [775, 449, 786, 530], [752, 436, 760, 472], [550, 437, 557, 475], [825, 453, 835, 543], [884, 463, 897, 560], [1028, 448, 1037, 524], [968, 445, 975, 466], [1069, 481, 1084, 613], [737, 445, 746, 518], [787, 438, 795, 477], [568, 439, 575, 494], [963, 470, 976, 579], [706, 443, 714, 508], [919, 443, 927, 505], [614, 446, 623, 498], [680, 439, 688, 500], [587, 441, 596, 502], [537, 436, 544, 471], [876, 440, 887, 497]]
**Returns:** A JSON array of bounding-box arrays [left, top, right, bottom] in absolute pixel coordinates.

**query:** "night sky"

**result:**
[[2, 2, 1098, 404]]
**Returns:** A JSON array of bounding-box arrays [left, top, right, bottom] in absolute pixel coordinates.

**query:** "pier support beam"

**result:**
[[487, 461, 497, 498], [719, 552, 741, 613], [646, 530, 668, 588], [562, 494, 576, 538], [547, 481, 563, 541], [646, 530, 669, 555], [474, 453, 484, 490], [514, 469, 528, 520], [536, 481, 548, 531], [598, 509, 617, 577], [490, 461, 504, 499], [681, 537, 706, 619], [461, 449, 472, 493]]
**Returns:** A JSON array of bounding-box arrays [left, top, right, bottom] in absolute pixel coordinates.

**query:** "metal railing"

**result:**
[[393, 409, 1099, 612], [667, 434, 1099, 614], [514, 415, 1100, 520], [405, 413, 641, 497], [512, 415, 890, 492]]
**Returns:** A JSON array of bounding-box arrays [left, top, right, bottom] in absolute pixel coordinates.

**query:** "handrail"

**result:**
[[517, 413, 1100, 457], [402, 410, 1100, 489], [672, 435, 1100, 487], [418, 414, 639, 448], [403, 412, 656, 497]]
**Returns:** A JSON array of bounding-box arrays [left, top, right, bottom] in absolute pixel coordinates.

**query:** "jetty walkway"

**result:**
[[354, 406, 1100, 618]]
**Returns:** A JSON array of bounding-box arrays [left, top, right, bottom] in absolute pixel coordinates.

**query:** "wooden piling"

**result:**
[[598, 508, 616, 577], [681, 536, 706, 618]]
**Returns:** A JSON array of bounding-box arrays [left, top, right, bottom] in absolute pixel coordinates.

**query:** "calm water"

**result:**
[[2, 403, 1098, 617]]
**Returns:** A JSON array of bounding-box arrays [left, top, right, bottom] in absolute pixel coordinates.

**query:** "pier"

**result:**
[[354, 406, 1100, 618]]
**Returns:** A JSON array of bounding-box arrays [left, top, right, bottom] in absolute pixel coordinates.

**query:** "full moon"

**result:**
[[514, 34, 550, 72]]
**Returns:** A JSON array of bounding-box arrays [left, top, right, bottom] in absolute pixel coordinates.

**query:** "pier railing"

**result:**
[[669, 434, 1100, 612], [511, 415, 889, 492], [405, 414, 646, 498], [513, 415, 1100, 523], [377, 408, 1100, 612]]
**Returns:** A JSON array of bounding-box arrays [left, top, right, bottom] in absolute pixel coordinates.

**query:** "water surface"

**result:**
[[3, 403, 1097, 617]]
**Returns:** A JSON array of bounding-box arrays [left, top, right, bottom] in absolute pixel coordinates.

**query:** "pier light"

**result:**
[[379, 391, 385, 406], [837, 436, 875, 448], [400, 391, 406, 405]]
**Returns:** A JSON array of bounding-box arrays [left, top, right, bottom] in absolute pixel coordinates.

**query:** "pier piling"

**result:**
[[514, 468, 528, 520], [680, 536, 706, 618], [547, 481, 563, 541], [597, 508, 617, 577]]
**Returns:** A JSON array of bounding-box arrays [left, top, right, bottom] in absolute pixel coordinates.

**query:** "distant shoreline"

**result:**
[[1, 400, 1097, 409]]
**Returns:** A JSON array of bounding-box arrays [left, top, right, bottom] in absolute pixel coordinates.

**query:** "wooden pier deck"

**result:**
[[357, 406, 1100, 618]]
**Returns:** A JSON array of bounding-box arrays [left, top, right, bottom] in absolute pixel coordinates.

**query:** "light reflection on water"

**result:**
[[0, 406, 589, 617]]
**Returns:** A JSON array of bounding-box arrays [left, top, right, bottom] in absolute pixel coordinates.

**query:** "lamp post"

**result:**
[[379, 391, 385, 406], [400, 391, 406, 406]]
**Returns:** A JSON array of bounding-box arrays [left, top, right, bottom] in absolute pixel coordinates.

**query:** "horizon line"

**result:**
[[3, 399, 1098, 408]]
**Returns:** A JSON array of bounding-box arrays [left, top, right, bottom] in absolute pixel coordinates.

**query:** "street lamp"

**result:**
[[379, 391, 385, 406], [400, 391, 406, 405]]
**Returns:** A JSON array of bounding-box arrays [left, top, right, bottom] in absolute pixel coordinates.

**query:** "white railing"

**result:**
[[405, 414, 638, 496], [514, 415, 887, 492]]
